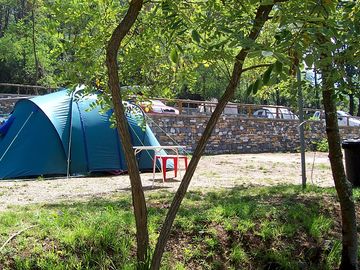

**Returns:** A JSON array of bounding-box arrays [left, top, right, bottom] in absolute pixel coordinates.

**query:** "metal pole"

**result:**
[[297, 66, 307, 189], [66, 92, 75, 179]]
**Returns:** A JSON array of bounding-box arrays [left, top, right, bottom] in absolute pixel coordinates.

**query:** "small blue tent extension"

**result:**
[[0, 89, 164, 180]]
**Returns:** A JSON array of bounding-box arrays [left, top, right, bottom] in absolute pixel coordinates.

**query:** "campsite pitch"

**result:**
[[0, 152, 333, 211]]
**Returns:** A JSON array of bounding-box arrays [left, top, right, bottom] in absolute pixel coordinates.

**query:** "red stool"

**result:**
[[153, 155, 188, 182]]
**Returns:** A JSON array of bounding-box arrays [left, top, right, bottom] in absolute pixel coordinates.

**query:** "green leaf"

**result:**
[[161, 1, 171, 12], [228, 40, 238, 48], [274, 61, 283, 73], [262, 65, 273, 85], [273, 52, 289, 64], [246, 83, 254, 97], [191, 29, 201, 43], [252, 78, 263, 94], [304, 54, 314, 67], [170, 19, 183, 30], [176, 43, 184, 54], [169, 48, 179, 63]]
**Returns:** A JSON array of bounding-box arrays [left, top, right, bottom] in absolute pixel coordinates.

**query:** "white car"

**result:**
[[313, 110, 360, 127], [253, 107, 298, 120]]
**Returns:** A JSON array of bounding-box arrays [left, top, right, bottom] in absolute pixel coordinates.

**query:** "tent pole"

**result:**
[[66, 92, 75, 179], [0, 112, 34, 162]]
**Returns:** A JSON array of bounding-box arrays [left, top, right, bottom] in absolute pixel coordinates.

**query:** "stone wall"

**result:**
[[0, 100, 16, 114], [147, 114, 360, 154]]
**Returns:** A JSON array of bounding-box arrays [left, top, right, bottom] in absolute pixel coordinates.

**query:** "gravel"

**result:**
[[0, 152, 334, 211]]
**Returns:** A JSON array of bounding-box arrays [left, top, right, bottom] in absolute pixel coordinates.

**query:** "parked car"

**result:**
[[253, 107, 298, 120], [313, 110, 360, 127], [198, 99, 238, 115], [140, 100, 179, 115]]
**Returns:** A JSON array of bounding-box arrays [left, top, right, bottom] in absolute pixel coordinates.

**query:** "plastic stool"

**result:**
[[153, 155, 188, 182]]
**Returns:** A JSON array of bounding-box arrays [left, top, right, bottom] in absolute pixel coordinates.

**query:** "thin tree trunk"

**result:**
[[347, 75, 355, 115], [314, 66, 320, 108], [349, 93, 354, 115], [4, 8, 9, 30], [202, 73, 206, 98], [150, 4, 275, 269], [276, 89, 280, 105], [31, 0, 39, 85], [0, 9, 3, 37], [357, 97, 360, 117], [319, 35, 358, 270], [105, 0, 148, 265]]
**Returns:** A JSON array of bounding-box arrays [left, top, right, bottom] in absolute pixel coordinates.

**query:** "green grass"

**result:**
[[314, 163, 331, 170], [0, 184, 356, 269]]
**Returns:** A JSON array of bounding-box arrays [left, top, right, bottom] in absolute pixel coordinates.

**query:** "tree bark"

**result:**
[[105, 0, 148, 265], [150, 3, 275, 269], [318, 36, 358, 270]]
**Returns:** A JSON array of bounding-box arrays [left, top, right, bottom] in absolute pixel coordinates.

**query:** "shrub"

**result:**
[[314, 138, 329, 152]]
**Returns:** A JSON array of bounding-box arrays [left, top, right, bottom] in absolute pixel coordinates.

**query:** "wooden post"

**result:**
[[178, 101, 183, 115], [248, 105, 252, 117]]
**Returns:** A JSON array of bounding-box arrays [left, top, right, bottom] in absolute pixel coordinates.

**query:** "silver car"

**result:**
[[313, 110, 360, 127], [253, 107, 298, 120]]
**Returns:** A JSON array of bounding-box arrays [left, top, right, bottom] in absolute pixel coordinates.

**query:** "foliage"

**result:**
[[314, 138, 329, 153], [2, 0, 357, 110]]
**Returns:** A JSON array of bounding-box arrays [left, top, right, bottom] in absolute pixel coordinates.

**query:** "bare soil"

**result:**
[[0, 152, 333, 211]]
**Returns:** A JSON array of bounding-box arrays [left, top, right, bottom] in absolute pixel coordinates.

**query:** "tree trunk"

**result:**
[[347, 75, 355, 116], [105, 0, 148, 265], [31, 0, 39, 85], [276, 88, 280, 105], [349, 93, 354, 115], [314, 66, 320, 108], [357, 97, 360, 117], [0, 9, 3, 37], [319, 36, 358, 270], [150, 4, 275, 269]]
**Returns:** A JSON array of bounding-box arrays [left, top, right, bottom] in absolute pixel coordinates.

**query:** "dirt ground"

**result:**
[[0, 152, 334, 211]]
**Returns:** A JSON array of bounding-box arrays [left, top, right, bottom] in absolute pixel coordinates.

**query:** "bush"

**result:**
[[314, 138, 329, 152]]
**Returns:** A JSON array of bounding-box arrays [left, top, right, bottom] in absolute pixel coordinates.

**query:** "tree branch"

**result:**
[[242, 63, 272, 73]]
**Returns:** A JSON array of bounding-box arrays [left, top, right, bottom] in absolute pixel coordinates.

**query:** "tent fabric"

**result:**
[[0, 89, 166, 180], [0, 114, 15, 137]]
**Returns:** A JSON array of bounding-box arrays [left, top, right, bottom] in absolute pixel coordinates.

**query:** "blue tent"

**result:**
[[0, 89, 163, 179]]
